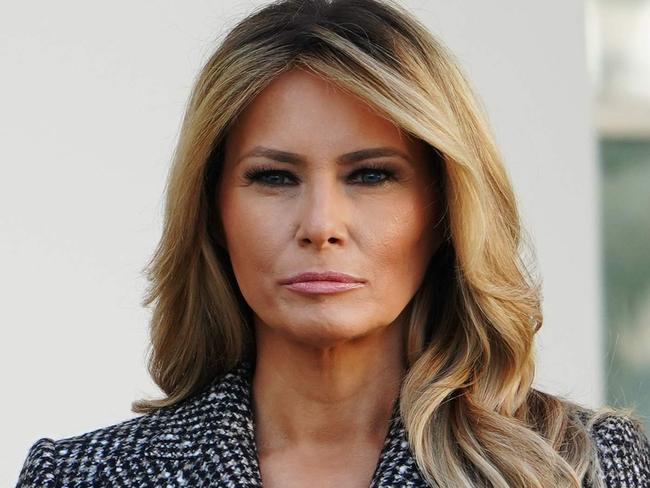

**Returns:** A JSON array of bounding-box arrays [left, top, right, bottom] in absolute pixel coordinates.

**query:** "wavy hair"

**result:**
[[132, 1, 622, 486]]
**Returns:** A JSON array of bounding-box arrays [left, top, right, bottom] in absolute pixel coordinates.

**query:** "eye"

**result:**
[[348, 165, 396, 185], [243, 166, 298, 186], [243, 163, 397, 187]]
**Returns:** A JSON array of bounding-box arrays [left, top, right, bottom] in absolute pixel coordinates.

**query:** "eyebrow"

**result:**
[[234, 145, 413, 166]]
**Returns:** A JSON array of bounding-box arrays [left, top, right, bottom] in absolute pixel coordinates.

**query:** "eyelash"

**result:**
[[243, 162, 397, 187]]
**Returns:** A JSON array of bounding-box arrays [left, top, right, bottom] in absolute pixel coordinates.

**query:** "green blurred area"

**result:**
[[600, 138, 650, 432]]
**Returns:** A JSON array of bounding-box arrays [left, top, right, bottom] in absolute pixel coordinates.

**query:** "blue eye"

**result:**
[[244, 168, 296, 186], [349, 167, 393, 185], [243, 164, 396, 187]]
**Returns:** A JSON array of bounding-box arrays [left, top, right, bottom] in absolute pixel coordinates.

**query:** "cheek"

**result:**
[[359, 196, 436, 294], [363, 199, 433, 263], [219, 193, 286, 295]]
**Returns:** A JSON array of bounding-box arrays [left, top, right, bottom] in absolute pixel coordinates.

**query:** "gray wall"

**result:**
[[0, 1, 599, 484]]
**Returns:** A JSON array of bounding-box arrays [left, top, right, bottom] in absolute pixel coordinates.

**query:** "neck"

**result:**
[[250, 316, 407, 455]]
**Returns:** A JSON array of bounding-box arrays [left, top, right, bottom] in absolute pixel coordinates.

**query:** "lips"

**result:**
[[279, 271, 366, 285]]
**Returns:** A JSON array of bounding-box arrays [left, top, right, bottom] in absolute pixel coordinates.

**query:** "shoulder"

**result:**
[[16, 411, 163, 487], [575, 405, 650, 488], [15, 363, 253, 487], [591, 412, 650, 487]]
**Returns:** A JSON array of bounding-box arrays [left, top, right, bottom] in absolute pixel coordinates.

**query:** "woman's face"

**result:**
[[218, 67, 443, 348]]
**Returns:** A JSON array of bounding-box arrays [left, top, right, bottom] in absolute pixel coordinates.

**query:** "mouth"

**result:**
[[279, 270, 366, 295]]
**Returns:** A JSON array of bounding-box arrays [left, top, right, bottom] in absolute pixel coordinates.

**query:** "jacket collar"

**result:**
[[144, 360, 428, 487]]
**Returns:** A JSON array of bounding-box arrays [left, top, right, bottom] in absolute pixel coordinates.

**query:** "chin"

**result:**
[[283, 318, 381, 348]]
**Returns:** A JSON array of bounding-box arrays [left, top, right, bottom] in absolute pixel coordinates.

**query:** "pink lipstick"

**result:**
[[279, 271, 366, 295]]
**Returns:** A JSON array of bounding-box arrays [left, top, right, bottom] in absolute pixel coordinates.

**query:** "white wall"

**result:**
[[0, 1, 600, 485]]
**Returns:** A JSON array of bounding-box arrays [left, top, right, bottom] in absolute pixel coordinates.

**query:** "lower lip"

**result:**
[[282, 281, 365, 294]]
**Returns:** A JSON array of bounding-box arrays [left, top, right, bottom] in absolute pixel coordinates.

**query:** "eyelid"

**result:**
[[243, 161, 400, 176], [242, 161, 399, 186]]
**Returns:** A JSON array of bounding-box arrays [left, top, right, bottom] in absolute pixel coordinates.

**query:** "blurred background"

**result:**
[[587, 0, 650, 433], [1, 0, 649, 485]]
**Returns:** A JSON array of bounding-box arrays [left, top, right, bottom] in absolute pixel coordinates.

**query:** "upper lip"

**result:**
[[279, 271, 366, 285]]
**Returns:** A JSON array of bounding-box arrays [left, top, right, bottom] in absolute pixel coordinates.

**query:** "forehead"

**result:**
[[224, 67, 425, 162]]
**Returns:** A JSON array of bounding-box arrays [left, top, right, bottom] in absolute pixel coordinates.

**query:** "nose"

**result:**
[[295, 177, 347, 250]]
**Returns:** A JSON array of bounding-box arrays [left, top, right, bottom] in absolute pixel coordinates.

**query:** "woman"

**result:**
[[16, 0, 650, 487]]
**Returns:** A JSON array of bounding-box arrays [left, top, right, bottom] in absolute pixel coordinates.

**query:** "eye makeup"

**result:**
[[242, 161, 400, 187]]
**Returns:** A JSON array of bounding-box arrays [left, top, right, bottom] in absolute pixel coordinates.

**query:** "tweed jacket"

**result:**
[[16, 360, 650, 487]]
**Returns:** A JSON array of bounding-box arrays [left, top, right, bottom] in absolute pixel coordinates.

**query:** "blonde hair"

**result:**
[[132, 1, 628, 486]]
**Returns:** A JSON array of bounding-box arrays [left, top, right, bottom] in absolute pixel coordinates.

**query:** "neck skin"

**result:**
[[251, 313, 408, 457]]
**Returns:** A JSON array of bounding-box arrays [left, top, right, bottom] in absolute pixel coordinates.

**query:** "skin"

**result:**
[[217, 67, 443, 487]]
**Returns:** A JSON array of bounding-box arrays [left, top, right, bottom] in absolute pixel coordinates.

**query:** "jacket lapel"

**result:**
[[141, 360, 428, 487], [137, 361, 262, 486], [369, 412, 429, 487]]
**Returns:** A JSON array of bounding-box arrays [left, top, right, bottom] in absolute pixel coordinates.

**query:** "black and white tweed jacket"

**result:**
[[16, 360, 650, 487]]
